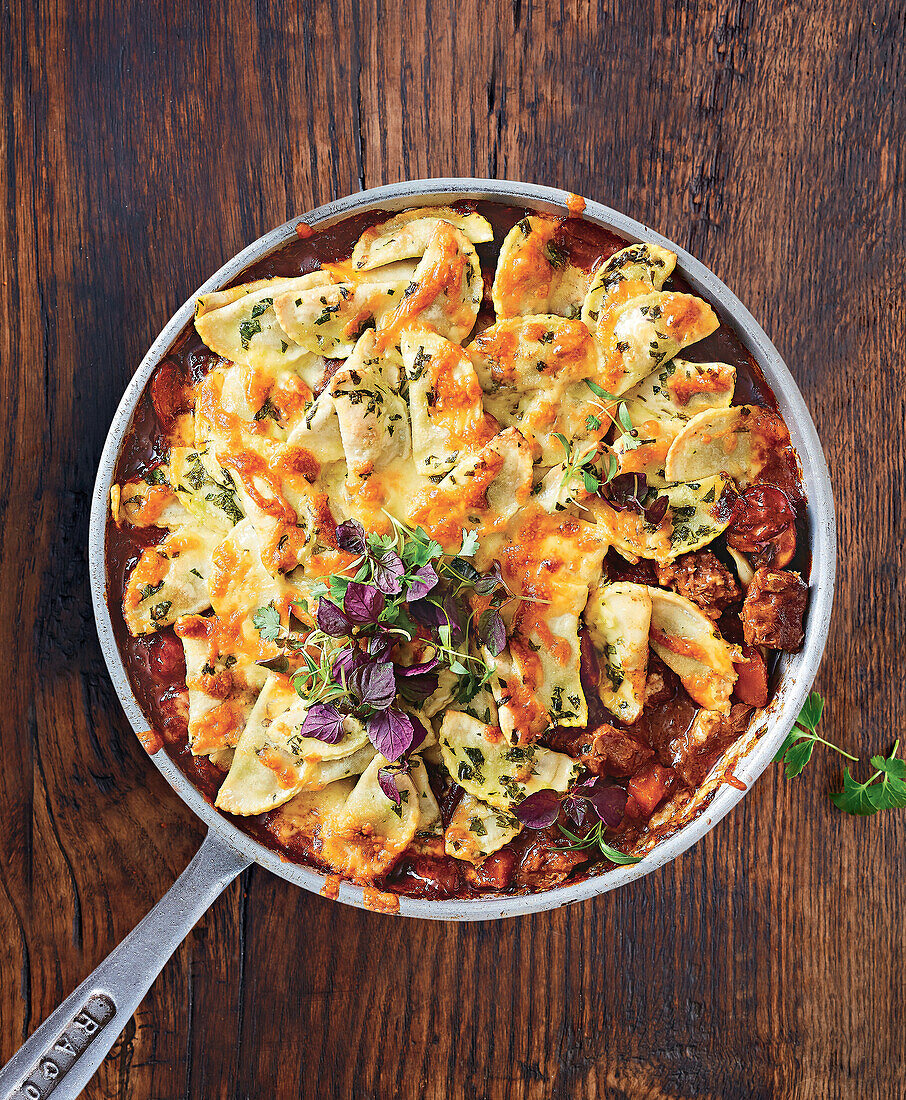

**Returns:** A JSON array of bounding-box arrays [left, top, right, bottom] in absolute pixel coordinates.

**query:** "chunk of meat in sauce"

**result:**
[[574, 722, 654, 778], [655, 550, 741, 619], [464, 847, 518, 893], [667, 704, 753, 788], [741, 569, 807, 651], [388, 854, 463, 900], [749, 523, 797, 569], [516, 830, 591, 891], [727, 485, 796, 554]]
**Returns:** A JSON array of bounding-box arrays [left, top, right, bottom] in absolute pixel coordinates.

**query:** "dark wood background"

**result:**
[[2, 2, 904, 1097]]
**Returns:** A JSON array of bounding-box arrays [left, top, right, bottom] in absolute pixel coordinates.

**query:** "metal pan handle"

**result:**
[[0, 829, 251, 1100]]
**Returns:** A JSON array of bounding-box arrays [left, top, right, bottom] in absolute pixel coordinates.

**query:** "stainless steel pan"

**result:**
[[0, 179, 835, 1100]]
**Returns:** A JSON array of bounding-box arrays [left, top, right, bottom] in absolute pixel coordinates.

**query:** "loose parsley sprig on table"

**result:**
[[773, 692, 857, 778], [775, 691, 906, 815]]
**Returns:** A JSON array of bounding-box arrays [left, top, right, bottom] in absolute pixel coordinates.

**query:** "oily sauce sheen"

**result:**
[[106, 201, 808, 900]]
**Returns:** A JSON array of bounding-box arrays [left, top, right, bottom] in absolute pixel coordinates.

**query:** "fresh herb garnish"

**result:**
[[775, 691, 906, 816], [250, 517, 513, 767], [829, 742, 906, 815], [512, 779, 643, 865]]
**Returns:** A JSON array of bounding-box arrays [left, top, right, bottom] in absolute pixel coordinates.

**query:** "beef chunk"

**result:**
[[655, 550, 741, 619], [741, 569, 807, 651], [668, 704, 754, 787], [575, 722, 654, 777], [516, 834, 590, 891]]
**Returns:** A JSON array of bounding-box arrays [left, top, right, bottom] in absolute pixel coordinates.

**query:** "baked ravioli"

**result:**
[[109, 200, 809, 901]]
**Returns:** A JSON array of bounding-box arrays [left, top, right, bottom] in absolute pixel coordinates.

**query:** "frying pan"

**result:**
[[0, 179, 835, 1099]]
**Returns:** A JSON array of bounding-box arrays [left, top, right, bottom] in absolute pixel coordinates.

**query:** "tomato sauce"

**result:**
[[105, 200, 809, 899]]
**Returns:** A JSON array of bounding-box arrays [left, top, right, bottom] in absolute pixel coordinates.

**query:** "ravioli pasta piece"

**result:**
[[205, 357, 324, 439], [623, 359, 736, 426], [318, 753, 423, 883], [439, 711, 581, 810], [488, 578, 599, 740], [492, 216, 589, 319], [195, 274, 335, 372], [215, 675, 376, 815], [593, 291, 719, 397], [180, 634, 268, 757], [468, 315, 605, 464], [614, 361, 736, 486], [664, 405, 788, 486], [123, 522, 223, 635], [352, 207, 493, 270], [264, 778, 358, 849], [206, 518, 299, 620], [113, 476, 193, 530], [663, 475, 737, 557], [328, 331, 412, 487], [410, 756, 443, 837], [585, 581, 652, 723], [373, 220, 484, 349], [401, 330, 497, 474], [273, 278, 409, 359], [490, 511, 608, 735], [589, 474, 734, 564], [168, 446, 245, 532], [407, 427, 533, 550], [646, 587, 740, 713], [444, 793, 522, 864], [585, 243, 676, 303]]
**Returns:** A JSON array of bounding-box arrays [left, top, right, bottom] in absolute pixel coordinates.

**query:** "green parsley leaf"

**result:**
[[458, 529, 480, 558], [585, 415, 601, 431], [774, 692, 857, 779], [829, 739, 906, 815], [252, 604, 282, 643]]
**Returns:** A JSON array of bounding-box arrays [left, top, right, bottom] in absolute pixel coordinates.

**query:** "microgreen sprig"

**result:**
[[555, 822, 643, 866]]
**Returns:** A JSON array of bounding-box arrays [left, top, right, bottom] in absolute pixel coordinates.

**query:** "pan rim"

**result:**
[[88, 177, 836, 921]]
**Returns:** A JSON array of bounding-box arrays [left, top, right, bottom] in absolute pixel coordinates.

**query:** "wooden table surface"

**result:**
[[2, 2, 904, 1097]]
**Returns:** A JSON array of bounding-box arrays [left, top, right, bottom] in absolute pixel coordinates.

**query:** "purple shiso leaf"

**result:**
[[299, 703, 347, 744], [473, 561, 507, 595], [317, 597, 352, 637], [477, 609, 507, 655], [330, 644, 366, 684], [512, 788, 561, 829], [405, 562, 439, 601], [335, 519, 368, 554], [601, 472, 646, 513], [397, 672, 439, 704], [349, 660, 397, 710], [343, 581, 385, 624], [372, 550, 405, 595], [367, 707, 416, 762], [397, 655, 440, 677], [570, 778, 629, 829], [408, 713, 430, 752], [367, 633, 395, 661], [377, 765, 405, 806], [643, 495, 669, 525], [408, 597, 451, 629]]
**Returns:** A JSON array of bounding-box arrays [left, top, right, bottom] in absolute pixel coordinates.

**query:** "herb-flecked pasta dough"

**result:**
[[110, 200, 809, 900]]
